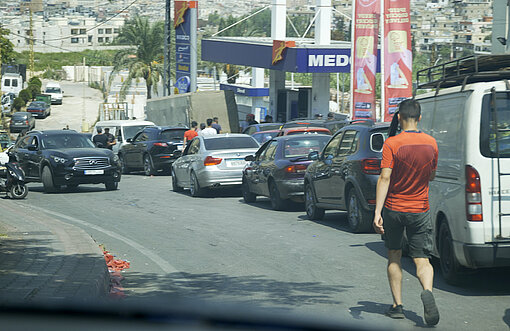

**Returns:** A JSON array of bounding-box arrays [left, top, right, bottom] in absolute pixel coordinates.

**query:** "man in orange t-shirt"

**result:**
[[183, 121, 198, 147], [373, 99, 440, 326]]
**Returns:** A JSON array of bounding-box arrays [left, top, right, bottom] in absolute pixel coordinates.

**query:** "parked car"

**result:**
[[277, 126, 331, 136], [93, 120, 156, 155], [118, 126, 187, 176], [171, 134, 259, 197], [242, 134, 330, 210], [242, 123, 283, 135], [44, 82, 63, 105], [1, 92, 15, 116], [9, 112, 35, 133], [251, 130, 280, 144], [26, 101, 51, 118], [11, 130, 121, 192], [304, 122, 389, 232]]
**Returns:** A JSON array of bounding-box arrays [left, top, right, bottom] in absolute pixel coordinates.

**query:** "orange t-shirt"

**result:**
[[381, 131, 438, 213], [184, 129, 198, 143]]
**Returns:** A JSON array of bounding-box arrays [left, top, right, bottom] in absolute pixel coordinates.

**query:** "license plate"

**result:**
[[15, 122, 23, 125], [84, 170, 104, 175], [226, 158, 246, 167]]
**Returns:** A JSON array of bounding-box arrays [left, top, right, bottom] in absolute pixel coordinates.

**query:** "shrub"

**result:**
[[28, 76, 42, 89], [18, 89, 32, 103], [12, 97, 25, 112], [28, 83, 40, 98]]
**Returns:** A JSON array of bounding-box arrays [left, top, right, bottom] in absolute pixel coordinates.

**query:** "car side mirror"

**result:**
[[126, 138, 133, 143], [308, 151, 319, 161], [27, 145, 37, 151], [244, 155, 255, 162]]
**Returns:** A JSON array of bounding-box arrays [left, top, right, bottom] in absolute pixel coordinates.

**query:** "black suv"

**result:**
[[118, 126, 187, 176], [11, 130, 121, 192], [304, 121, 389, 232]]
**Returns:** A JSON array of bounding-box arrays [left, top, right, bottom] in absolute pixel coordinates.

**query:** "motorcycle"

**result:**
[[0, 162, 28, 199]]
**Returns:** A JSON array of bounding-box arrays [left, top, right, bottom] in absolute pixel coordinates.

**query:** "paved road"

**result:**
[[35, 80, 102, 132], [12, 175, 510, 330]]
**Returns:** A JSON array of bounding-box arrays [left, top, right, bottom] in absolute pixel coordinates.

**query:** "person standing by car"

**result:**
[[212, 117, 222, 134], [373, 99, 439, 326], [184, 121, 199, 147], [104, 128, 116, 150], [200, 118, 218, 136], [92, 127, 108, 148]]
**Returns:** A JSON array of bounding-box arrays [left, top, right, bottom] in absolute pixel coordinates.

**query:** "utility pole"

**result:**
[[29, 8, 35, 79], [189, 1, 198, 93], [164, 0, 172, 96]]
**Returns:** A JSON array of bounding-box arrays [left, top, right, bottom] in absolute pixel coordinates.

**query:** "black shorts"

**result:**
[[382, 207, 433, 258]]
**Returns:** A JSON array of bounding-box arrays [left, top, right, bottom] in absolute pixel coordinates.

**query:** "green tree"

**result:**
[[28, 83, 40, 98], [12, 97, 25, 112], [18, 89, 32, 103], [0, 26, 15, 64], [110, 16, 165, 100], [28, 76, 42, 89]]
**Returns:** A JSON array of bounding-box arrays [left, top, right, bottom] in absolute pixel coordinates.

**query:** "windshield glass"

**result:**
[[160, 129, 186, 141], [122, 125, 150, 140], [283, 136, 330, 158], [41, 134, 95, 149], [481, 93, 510, 157], [252, 131, 279, 144], [286, 130, 329, 136], [45, 87, 61, 93], [204, 137, 259, 150]]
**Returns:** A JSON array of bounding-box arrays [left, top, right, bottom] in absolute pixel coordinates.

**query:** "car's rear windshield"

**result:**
[[204, 137, 259, 150], [253, 131, 279, 144], [122, 125, 150, 140], [29, 102, 45, 107], [41, 134, 95, 149], [286, 130, 330, 136], [481, 92, 510, 157], [283, 136, 330, 158], [282, 121, 327, 129], [257, 124, 282, 131], [160, 129, 186, 141], [12, 113, 28, 119]]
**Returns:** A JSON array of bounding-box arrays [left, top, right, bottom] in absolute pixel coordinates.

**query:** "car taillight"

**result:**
[[285, 164, 308, 173], [465, 165, 483, 221], [204, 156, 222, 166], [153, 142, 168, 147], [362, 158, 381, 175]]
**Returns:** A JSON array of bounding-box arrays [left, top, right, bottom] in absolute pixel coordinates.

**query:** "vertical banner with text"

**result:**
[[174, 0, 192, 94], [382, 0, 412, 122], [351, 0, 380, 120]]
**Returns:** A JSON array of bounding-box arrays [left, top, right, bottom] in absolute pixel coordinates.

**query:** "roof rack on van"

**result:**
[[416, 55, 510, 91]]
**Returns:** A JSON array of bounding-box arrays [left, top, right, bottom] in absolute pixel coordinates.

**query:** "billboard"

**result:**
[[174, 1, 193, 93], [382, 0, 412, 122], [351, 0, 381, 120]]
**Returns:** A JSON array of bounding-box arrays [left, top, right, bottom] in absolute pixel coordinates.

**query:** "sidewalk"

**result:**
[[0, 199, 109, 303]]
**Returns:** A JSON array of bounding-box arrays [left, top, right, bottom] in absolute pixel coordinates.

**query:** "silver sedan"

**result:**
[[171, 134, 260, 197]]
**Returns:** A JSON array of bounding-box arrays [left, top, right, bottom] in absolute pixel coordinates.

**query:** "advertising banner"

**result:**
[[351, 0, 380, 120], [382, 0, 412, 122], [174, 1, 192, 93]]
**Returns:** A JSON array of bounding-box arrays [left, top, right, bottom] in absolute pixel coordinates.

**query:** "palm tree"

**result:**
[[110, 16, 165, 100]]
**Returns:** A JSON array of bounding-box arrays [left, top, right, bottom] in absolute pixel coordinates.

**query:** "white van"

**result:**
[[44, 82, 63, 105], [93, 120, 155, 154], [1, 73, 23, 96], [416, 57, 510, 284]]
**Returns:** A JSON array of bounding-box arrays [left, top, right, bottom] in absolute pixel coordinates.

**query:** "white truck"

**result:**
[[1, 73, 23, 96]]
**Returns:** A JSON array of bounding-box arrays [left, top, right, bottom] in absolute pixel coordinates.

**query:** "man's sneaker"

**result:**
[[386, 304, 405, 319], [421, 290, 440, 326]]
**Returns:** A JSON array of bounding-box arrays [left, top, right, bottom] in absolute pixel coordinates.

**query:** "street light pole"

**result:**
[[164, 0, 172, 96]]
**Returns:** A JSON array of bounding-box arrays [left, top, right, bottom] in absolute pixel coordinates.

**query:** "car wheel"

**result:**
[[144, 154, 156, 176], [269, 180, 287, 211], [305, 183, 324, 220], [41, 166, 58, 193], [189, 171, 203, 197], [172, 173, 183, 192], [439, 222, 464, 285], [347, 190, 372, 233], [105, 180, 118, 191], [9, 183, 28, 199], [242, 176, 256, 203], [119, 154, 130, 174]]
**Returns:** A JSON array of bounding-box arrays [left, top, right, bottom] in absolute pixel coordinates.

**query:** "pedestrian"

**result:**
[[314, 113, 323, 120], [327, 112, 335, 121], [212, 117, 222, 134], [92, 127, 108, 148], [104, 128, 116, 150], [184, 121, 199, 147], [373, 99, 440, 326], [263, 115, 273, 123], [199, 123, 206, 132], [199, 118, 218, 136]]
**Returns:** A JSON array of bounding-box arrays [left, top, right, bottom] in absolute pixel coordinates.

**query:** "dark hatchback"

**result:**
[[119, 126, 186, 176], [11, 130, 121, 192], [304, 122, 389, 232], [10, 112, 35, 133], [26, 101, 51, 118], [242, 134, 330, 210]]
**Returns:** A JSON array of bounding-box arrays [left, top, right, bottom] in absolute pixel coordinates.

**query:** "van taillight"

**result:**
[[204, 156, 222, 166], [465, 165, 483, 221], [362, 158, 381, 175]]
